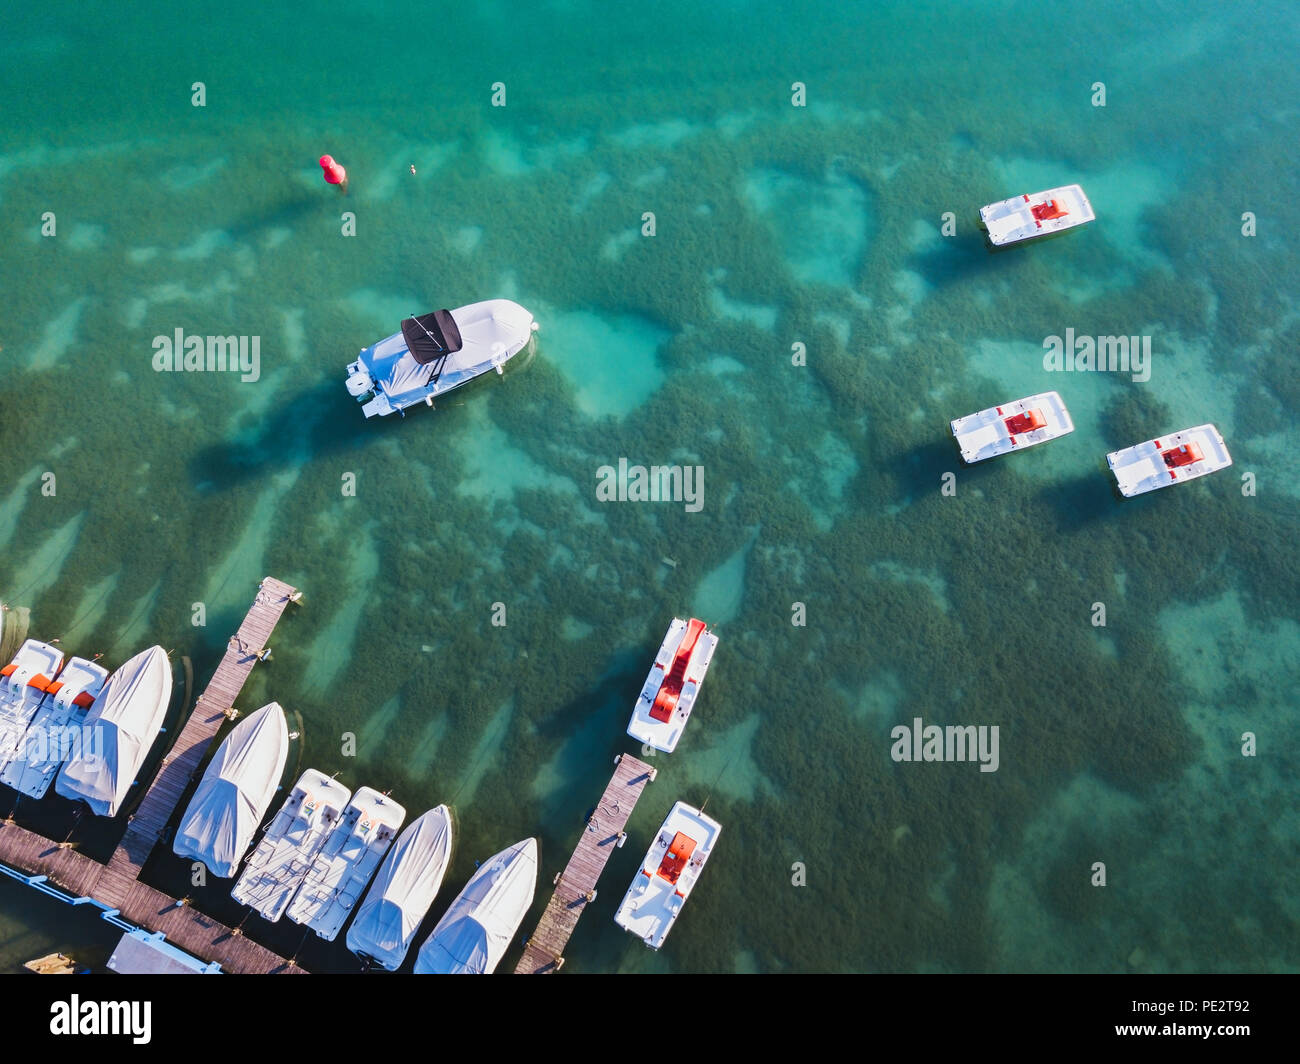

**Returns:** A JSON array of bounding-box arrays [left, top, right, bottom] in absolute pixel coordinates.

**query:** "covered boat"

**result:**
[[2, 656, 108, 798], [231, 769, 352, 921], [172, 702, 290, 877], [285, 786, 407, 940], [1107, 423, 1233, 497], [55, 645, 172, 817], [979, 184, 1095, 247], [0, 638, 64, 774], [414, 837, 538, 974], [345, 299, 538, 418], [614, 801, 720, 950], [627, 618, 719, 753], [346, 805, 454, 970], [950, 390, 1075, 463]]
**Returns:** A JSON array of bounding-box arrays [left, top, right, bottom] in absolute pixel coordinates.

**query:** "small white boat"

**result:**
[[172, 702, 290, 878], [950, 390, 1075, 464], [1107, 423, 1233, 497], [0, 639, 64, 775], [1, 656, 108, 798], [55, 645, 172, 817], [230, 769, 352, 921], [346, 805, 454, 970], [345, 299, 538, 418], [979, 184, 1095, 247], [414, 837, 538, 974], [627, 618, 718, 754], [614, 801, 720, 950]]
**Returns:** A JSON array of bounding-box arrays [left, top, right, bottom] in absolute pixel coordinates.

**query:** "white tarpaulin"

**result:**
[[172, 702, 289, 878], [346, 805, 453, 970], [414, 837, 537, 974], [54, 645, 172, 817]]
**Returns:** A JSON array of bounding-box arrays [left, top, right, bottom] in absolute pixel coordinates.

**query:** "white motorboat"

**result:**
[[285, 786, 407, 940], [1, 656, 108, 798], [979, 184, 1095, 247], [230, 769, 352, 921], [346, 805, 454, 970], [172, 702, 290, 878], [627, 618, 719, 754], [1107, 423, 1233, 497], [345, 299, 538, 418], [414, 837, 538, 974], [55, 645, 172, 817], [614, 801, 720, 950], [0, 639, 64, 777], [950, 390, 1075, 464]]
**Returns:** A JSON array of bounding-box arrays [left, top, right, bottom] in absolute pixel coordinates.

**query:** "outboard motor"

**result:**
[[345, 362, 374, 398]]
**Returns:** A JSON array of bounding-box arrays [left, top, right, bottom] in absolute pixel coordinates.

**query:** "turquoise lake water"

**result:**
[[1, 0, 1298, 973]]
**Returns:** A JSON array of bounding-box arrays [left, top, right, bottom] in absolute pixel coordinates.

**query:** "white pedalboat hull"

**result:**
[[231, 769, 352, 922], [627, 618, 718, 754], [1107, 423, 1232, 497], [980, 184, 1095, 247], [345, 298, 537, 418], [950, 390, 1075, 464], [1, 656, 108, 798], [285, 786, 407, 941], [614, 801, 720, 950], [0, 639, 65, 778]]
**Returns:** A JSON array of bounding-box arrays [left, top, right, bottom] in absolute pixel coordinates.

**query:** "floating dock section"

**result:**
[[515, 752, 655, 974]]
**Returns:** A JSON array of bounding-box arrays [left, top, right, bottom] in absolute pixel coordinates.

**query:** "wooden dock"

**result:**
[[515, 752, 655, 974], [98, 576, 298, 909], [0, 577, 304, 974]]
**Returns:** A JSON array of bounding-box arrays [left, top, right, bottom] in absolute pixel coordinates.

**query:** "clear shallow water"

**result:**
[[1, 0, 1298, 973]]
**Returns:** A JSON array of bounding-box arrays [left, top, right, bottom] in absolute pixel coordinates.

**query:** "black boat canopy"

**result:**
[[401, 310, 463, 364]]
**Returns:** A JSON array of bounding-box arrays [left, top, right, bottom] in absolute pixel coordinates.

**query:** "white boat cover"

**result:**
[[414, 837, 538, 974], [54, 645, 172, 817], [346, 805, 454, 970], [172, 702, 290, 878]]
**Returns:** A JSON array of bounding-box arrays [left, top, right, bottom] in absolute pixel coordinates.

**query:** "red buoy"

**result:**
[[319, 154, 348, 193]]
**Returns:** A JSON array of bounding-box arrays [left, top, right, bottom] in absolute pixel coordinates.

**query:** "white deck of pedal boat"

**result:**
[[980, 184, 1095, 246], [0, 639, 64, 776], [231, 769, 352, 922], [614, 801, 720, 950], [1107, 423, 1232, 497], [627, 618, 719, 754], [1, 656, 108, 798], [950, 391, 1075, 464], [284, 786, 407, 941]]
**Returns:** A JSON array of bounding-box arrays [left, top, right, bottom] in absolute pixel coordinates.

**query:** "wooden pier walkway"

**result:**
[[0, 577, 304, 974], [515, 752, 655, 974], [98, 576, 299, 909]]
